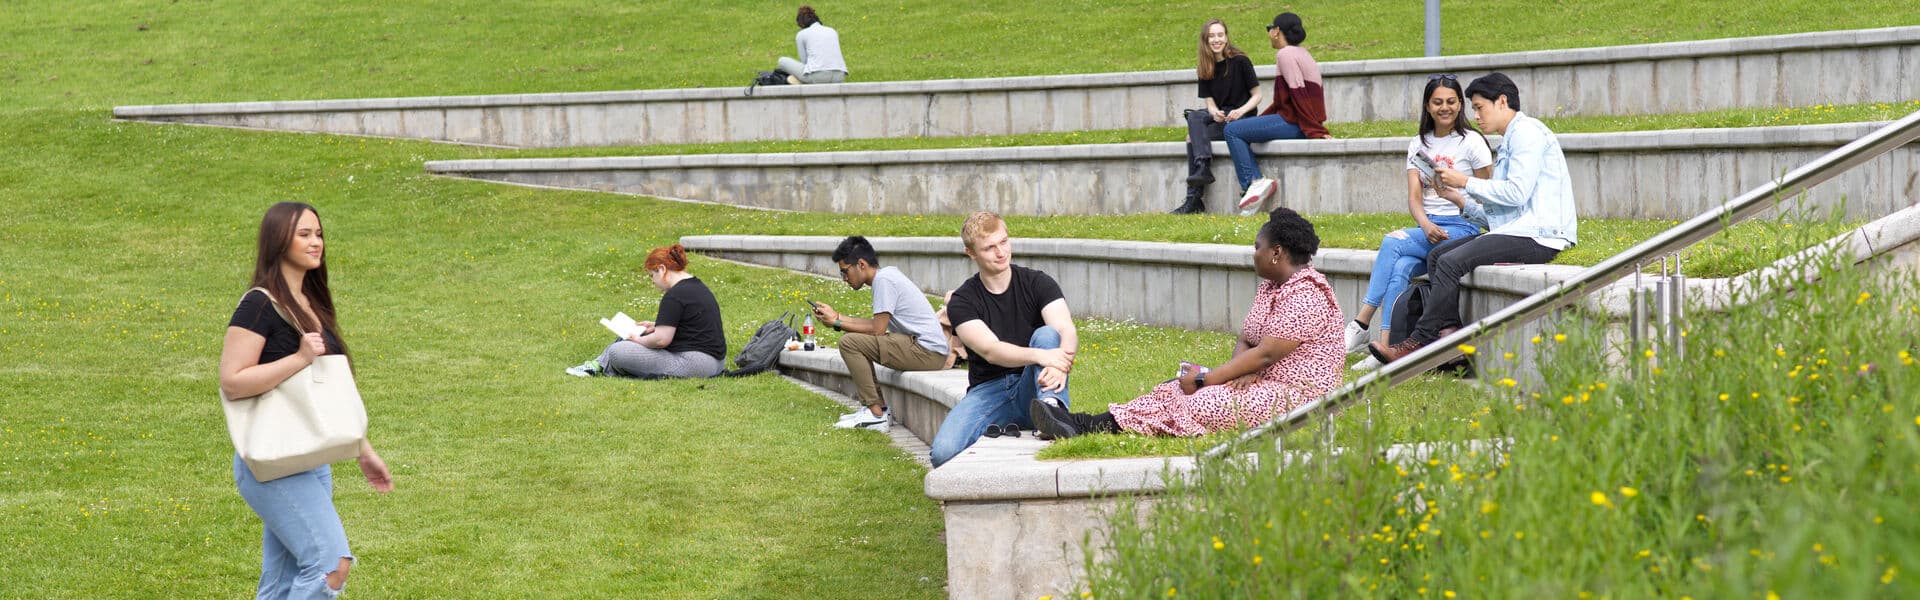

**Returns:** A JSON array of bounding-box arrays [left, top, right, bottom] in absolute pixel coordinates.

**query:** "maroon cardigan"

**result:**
[[1262, 78, 1330, 139]]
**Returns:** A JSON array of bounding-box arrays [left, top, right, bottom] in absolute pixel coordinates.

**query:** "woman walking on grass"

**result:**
[[219, 202, 393, 598], [1171, 18, 1262, 215], [1031, 207, 1345, 439], [567, 244, 728, 379], [1343, 74, 1494, 371]]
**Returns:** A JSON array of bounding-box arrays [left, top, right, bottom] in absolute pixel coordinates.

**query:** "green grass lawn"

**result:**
[[10, 1, 1916, 110]]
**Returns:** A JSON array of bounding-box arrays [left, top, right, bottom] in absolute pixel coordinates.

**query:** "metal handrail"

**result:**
[[1204, 109, 1920, 460]]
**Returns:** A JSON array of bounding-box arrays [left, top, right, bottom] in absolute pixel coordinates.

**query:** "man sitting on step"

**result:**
[[811, 236, 951, 435], [1371, 72, 1578, 365], [929, 211, 1078, 467]]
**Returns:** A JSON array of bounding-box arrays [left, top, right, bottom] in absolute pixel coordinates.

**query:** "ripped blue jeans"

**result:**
[[234, 455, 353, 599]]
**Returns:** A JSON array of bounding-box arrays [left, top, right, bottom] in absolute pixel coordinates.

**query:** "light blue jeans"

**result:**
[[1223, 114, 1306, 190], [234, 455, 352, 600], [929, 326, 1071, 467], [1362, 214, 1482, 331]]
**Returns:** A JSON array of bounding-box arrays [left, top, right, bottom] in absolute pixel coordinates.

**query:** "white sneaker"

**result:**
[[564, 359, 602, 377], [1351, 355, 1383, 372], [835, 409, 891, 432], [1343, 321, 1371, 354], [1238, 178, 1276, 215], [836, 407, 888, 424]]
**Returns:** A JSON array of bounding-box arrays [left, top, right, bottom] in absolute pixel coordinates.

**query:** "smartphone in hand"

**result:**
[[805, 299, 821, 312]]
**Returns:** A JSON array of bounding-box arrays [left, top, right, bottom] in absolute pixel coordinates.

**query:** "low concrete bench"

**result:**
[[113, 27, 1920, 147], [701, 203, 1920, 381], [426, 122, 1920, 221]]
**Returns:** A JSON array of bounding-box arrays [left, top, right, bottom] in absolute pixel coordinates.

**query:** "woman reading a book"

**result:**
[[1342, 74, 1493, 371], [566, 244, 728, 378]]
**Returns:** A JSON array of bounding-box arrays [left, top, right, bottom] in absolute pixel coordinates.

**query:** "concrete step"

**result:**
[[425, 122, 1920, 221], [114, 27, 1920, 147]]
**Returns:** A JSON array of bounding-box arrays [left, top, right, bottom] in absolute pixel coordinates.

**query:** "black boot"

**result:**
[[1185, 154, 1215, 186], [1169, 184, 1206, 215], [1030, 398, 1084, 439], [1088, 412, 1120, 434]]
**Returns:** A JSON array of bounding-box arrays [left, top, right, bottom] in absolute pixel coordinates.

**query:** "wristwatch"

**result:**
[[832, 318, 842, 331], [1193, 372, 1208, 388]]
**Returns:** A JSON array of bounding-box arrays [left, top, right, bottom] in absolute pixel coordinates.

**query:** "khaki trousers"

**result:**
[[838, 332, 948, 408]]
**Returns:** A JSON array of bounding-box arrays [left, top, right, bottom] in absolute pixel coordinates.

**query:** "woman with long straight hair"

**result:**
[[219, 202, 393, 598], [1171, 18, 1262, 215], [1344, 75, 1494, 371]]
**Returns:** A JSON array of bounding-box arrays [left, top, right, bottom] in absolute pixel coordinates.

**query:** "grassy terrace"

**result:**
[[6, 0, 1918, 596], [494, 101, 1920, 160]]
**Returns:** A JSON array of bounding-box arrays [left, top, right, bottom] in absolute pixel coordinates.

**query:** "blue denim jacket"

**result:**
[[1462, 112, 1578, 247]]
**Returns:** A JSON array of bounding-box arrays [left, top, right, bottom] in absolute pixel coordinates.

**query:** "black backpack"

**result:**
[[745, 70, 789, 96], [721, 311, 799, 377], [1388, 282, 1476, 377]]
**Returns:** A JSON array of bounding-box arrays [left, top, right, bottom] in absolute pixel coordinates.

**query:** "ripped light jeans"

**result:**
[[234, 455, 353, 600], [1361, 213, 1481, 331]]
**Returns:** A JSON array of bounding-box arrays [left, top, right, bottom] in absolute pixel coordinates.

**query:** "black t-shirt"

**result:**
[[945, 264, 1065, 387], [1196, 54, 1259, 112], [228, 289, 344, 364], [657, 277, 727, 360]]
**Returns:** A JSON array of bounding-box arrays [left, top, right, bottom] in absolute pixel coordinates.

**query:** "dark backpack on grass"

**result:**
[[721, 311, 798, 377]]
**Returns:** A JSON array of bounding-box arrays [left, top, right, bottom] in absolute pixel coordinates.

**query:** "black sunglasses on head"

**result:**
[[1428, 73, 1459, 82]]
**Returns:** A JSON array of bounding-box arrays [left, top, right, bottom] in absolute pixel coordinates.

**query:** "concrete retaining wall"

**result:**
[[432, 122, 1920, 220], [114, 27, 1920, 147]]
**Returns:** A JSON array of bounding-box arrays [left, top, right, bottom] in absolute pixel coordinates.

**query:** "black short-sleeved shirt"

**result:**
[[945, 264, 1066, 387], [228, 289, 344, 364], [657, 277, 727, 360], [1196, 54, 1259, 111]]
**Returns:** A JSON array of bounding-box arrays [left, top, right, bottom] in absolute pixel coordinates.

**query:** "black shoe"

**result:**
[[1169, 185, 1206, 215], [1029, 398, 1084, 440]]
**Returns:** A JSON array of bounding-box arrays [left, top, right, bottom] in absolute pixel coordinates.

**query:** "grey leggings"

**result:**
[[776, 58, 847, 84], [597, 340, 723, 378]]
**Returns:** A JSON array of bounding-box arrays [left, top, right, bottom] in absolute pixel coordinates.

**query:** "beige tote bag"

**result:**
[[221, 287, 367, 482]]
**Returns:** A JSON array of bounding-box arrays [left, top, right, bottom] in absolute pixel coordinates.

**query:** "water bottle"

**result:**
[[802, 315, 817, 351]]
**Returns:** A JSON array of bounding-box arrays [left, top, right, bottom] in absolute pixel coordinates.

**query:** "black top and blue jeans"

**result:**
[[929, 265, 1072, 467], [228, 290, 354, 599]]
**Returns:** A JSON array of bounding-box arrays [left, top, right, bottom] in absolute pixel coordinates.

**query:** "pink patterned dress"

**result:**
[[1111, 266, 1345, 436]]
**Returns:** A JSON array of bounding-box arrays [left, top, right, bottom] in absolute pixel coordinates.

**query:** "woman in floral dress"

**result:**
[[1031, 207, 1344, 438]]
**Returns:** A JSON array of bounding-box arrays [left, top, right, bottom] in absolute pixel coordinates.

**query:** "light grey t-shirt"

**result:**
[[871, 266, 948, 355], [795, 23, 848, 75]]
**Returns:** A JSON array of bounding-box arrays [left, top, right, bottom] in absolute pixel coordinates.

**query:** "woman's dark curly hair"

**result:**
[[1257, 207, 1319, 266]]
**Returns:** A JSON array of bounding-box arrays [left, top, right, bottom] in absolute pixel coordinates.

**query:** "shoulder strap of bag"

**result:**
[[245, 286, 308, 335]]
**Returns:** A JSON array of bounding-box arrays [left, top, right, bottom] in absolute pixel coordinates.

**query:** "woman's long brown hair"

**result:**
[[1195, 18, 1247, 80], [249, 202, 345, 352]]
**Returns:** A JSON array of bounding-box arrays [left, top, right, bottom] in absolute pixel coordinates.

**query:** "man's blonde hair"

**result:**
[[960, 211, 1005, 251]]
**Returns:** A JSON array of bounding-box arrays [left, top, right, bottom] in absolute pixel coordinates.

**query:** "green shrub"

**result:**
[[1087, 221, 1920, 597]]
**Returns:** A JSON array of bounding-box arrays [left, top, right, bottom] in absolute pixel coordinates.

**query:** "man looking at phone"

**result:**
[[1371, 72, 1578, 365], [929, 212, 1078, 467], [811, 236, 951, 433]]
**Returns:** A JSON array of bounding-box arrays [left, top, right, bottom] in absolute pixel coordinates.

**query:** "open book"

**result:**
[[600, 312, 647, 339]]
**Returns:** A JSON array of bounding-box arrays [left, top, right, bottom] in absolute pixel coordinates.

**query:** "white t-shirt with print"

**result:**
[[1405, 131, 1494, 216]]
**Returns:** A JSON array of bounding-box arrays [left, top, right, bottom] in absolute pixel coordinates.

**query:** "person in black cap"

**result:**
[[1171, 18, 1262, 215], [1221, 12, 1331, 212]]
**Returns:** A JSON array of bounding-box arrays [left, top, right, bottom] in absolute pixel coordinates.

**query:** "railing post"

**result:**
[[1424, 0, 1443, 57], [1668, 255, 1687, 361]]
